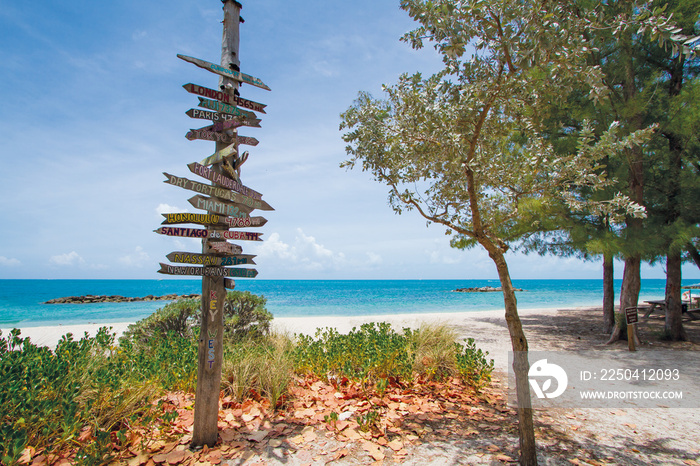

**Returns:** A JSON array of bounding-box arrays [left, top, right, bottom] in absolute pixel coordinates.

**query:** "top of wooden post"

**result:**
[[222, 0, 243, 8]]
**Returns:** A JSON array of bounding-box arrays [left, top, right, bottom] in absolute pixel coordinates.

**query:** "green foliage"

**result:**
[[294, 322, 414, 384], [456, 338, 495, 390], [221, 291, 272, 342], [293, 322, 493, 391], [0, 325, 197, 464], [121, 291, 273, 348], [120, 299, 199, 345]]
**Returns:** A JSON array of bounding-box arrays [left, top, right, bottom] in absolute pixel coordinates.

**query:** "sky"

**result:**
[[0, 0, 697, 281]]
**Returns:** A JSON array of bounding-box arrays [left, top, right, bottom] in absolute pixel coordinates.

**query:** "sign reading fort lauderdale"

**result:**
[[163, 173, 272, 210], [158, 263, 258, 278], [183, 83, 266, 113], [188, 162, 263, 200]]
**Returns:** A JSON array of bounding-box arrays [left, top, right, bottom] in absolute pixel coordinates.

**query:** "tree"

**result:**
[[341, 1, 646, 463]]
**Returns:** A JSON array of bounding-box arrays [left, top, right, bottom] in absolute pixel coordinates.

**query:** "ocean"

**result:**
[[0, 279, 695, 328]]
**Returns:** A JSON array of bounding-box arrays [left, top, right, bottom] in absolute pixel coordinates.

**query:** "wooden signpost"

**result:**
[[158, 263, 258, 278], [177, 53, 271, 91], [188, 162, 263, 199], [624, 307, 638, 352], [166, 251, 256, 266], [163, 173, 273, 211], [161, 212, 226, 226], [188, 195, 253, 218], [183, 83, 267, 113], [198, 97, 257, 120], [153, 0, 272, 448]]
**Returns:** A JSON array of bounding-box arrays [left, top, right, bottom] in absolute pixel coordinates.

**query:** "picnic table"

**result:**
[[643, 299, 700, 320]]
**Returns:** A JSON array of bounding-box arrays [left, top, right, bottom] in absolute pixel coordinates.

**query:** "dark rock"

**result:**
[[453, 286, 524, 293]]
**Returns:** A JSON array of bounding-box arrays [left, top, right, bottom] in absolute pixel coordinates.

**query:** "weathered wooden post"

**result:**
[[191, 0, 241, 447], [156, 0, 272, 448]]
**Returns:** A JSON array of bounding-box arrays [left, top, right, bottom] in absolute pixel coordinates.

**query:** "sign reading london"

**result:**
[[183, 83, 267, 114]]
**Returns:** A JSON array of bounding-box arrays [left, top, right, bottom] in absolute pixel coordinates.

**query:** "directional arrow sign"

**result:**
[[210, 242, 242, 255], [188, 162, 263, 201], [236, 135, 259, 146], [186, 130, 259, 147], [166, 252, 256, 266], [163, 173, 273, 211], [159, 263, 258, 278], [161, 212, 226, 226], [183, 83, 267, 114], [155, 227, 263, 242], [198, 97, 257, 120], [186, 128, 236, 144], [189, 195, 252, 218], [186, 109, 262, 129], [177, 54, 271, 91]]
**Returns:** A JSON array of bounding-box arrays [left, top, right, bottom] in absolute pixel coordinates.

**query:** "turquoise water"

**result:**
[[0, 279, 692, 327]]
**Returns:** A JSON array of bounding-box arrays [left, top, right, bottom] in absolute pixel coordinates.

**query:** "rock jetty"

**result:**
[[44, 294, 201, 304], [453, 286, 523, 292]]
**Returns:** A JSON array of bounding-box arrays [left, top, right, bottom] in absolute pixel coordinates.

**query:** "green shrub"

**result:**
[[121, 291, 272, 347], [120, 299, 199, 345], [293, 322, 494, 391], [293, 322, 414, 384], [456, 337, 494, 390]]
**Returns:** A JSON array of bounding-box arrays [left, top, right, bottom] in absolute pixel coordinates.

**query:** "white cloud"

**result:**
[[0, 256, 21, 267], [119, 246, 151, 268], [254, 228, 346, 271], [156, 203, 186, 217], [50, 251, 85, 266]]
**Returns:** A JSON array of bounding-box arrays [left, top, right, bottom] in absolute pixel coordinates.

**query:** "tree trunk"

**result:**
[[603, 252, 615, 333], [662, 55, 685, 341], [687, 242, 700, 271], [608, 256, 641, 345], [665, 248, 687, 341], [485, 243, 537, 466]]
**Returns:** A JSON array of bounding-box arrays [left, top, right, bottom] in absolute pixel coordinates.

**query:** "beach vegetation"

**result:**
[[221, 332, 294, 408], [120, 291, 272, 347], [293, 322, 493, 391]]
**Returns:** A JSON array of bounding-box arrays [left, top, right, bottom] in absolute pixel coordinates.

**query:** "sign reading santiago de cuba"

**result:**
[[154, 226, 263, 242]]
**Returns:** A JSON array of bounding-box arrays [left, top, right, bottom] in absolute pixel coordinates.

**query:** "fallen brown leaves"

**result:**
[[20, 376, 523, 465]]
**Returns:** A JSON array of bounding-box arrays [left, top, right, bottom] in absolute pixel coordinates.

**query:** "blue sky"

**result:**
[[0, 0, 697, 281]]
